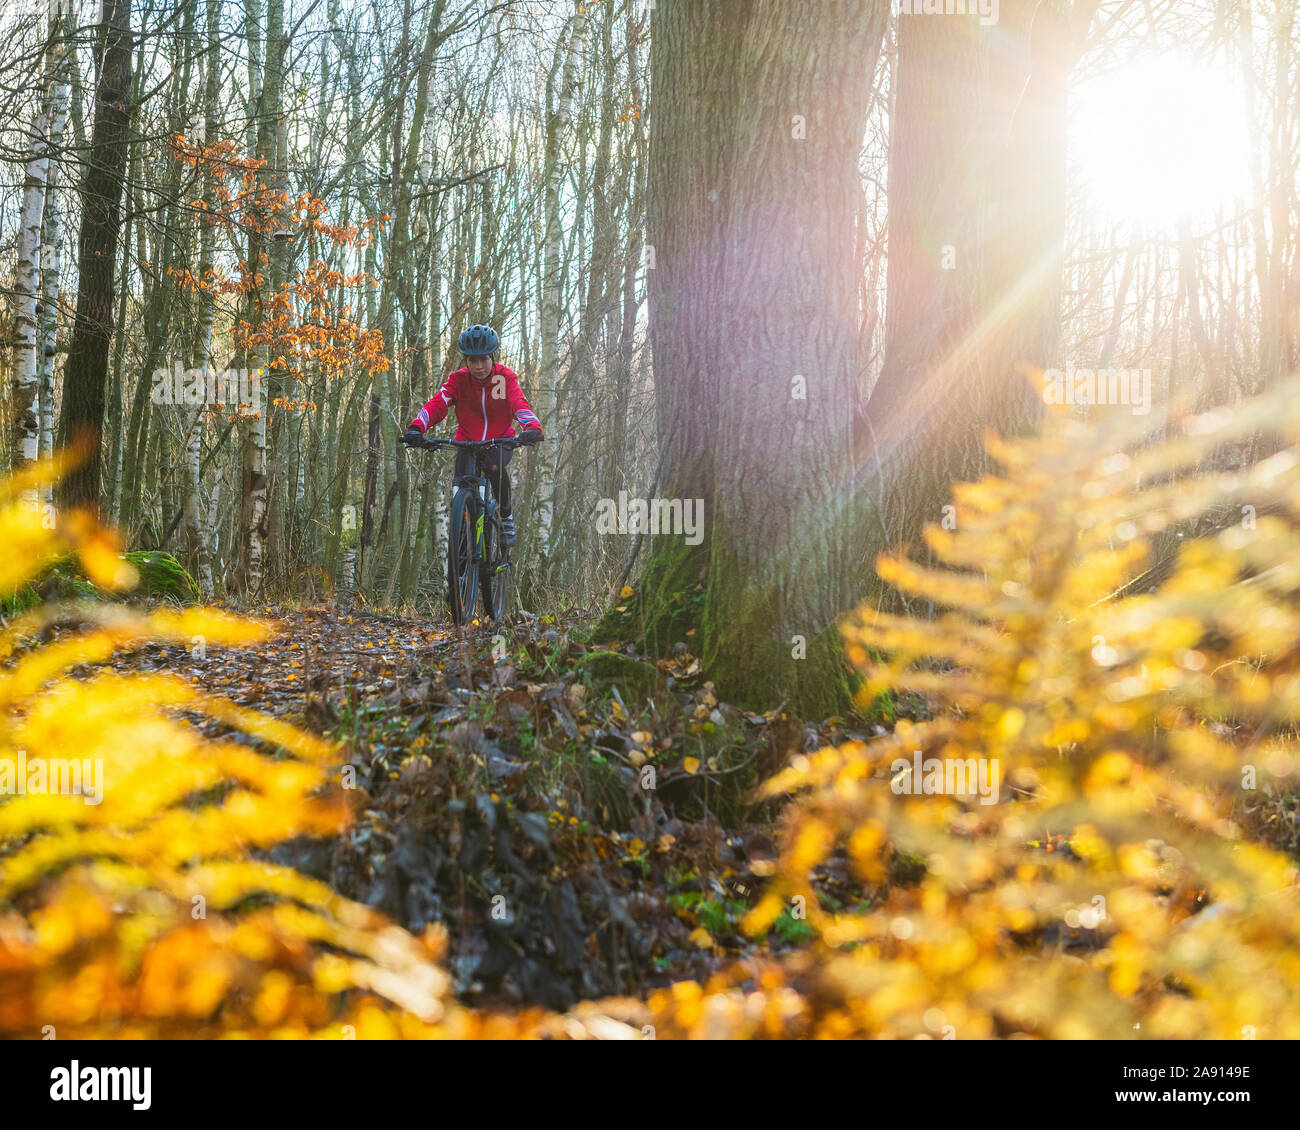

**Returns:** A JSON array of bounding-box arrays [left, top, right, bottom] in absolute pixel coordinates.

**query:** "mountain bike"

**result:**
[[403, 435, 535, 626]]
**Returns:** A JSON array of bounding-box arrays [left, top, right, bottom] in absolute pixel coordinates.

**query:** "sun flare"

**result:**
[[1070, 54, 1251, 226]]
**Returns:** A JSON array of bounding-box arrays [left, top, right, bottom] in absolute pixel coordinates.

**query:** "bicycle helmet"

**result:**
[[458, 324, 499, 356]]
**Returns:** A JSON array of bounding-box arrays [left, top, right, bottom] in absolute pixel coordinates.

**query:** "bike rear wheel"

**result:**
[[446, 489, 479, 625]]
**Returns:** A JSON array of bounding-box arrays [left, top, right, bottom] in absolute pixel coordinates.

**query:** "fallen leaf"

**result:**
[[487, 752, 528, 780]]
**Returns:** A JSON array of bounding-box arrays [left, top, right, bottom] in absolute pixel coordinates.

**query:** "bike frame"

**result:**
[[403, 433, 537, 623], [452, 462, 492, 565], [425, 437, 516, 550]]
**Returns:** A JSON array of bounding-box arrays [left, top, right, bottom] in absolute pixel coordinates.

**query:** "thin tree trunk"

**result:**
[[605, 3, 646, 504], [36, 0, 70, 490], [58, 0, 133, 513], [237, 0, 274, 596], [536, 5, 586, 569], [185, 0, 223, 597], [12, 4, 69, 480], [37, 160, 63, 483]]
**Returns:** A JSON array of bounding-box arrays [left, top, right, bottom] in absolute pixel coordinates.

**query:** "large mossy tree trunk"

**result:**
[[860, 1, 1100, 592], [635, 0, 888, 717]]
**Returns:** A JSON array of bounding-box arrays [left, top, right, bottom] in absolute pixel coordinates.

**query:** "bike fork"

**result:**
[[482, 493, 511, 574]]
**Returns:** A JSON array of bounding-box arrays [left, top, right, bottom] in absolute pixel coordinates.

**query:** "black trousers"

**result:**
[[454, 444, 514, 515]]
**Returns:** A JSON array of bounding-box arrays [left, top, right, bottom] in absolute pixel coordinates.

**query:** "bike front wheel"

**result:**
[[480, 507, 510, 622], [446, 489, 479, 625]]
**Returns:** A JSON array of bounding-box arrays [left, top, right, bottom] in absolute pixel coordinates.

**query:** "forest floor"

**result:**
[[95, 605, 880, 1010], [42, 595, 1300, 1019]]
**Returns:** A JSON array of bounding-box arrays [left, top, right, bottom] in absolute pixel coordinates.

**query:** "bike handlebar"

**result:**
[[403, 434, 541, 451]]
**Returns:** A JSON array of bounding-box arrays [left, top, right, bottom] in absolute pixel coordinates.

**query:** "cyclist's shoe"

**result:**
[[501, 514, 516, 546]]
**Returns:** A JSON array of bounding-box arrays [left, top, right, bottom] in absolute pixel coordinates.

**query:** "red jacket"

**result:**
[[409, 363, 542, 441]]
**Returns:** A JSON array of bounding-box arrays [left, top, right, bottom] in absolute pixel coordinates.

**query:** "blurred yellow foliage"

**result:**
[[9, 367, 1300, 1043], [0, 463, 474, 1037], [0, 464, 654, 1039], [715, 377, 1300, 1038]]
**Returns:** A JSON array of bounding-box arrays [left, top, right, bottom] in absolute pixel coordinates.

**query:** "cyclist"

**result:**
[[403, 324, 542, 545]]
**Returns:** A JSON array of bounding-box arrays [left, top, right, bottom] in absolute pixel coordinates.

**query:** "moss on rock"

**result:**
[[2, 551, 200, 615], [593, 535, 709, 654], [575, 649, 667, 701], [123, 551, 201, 604]]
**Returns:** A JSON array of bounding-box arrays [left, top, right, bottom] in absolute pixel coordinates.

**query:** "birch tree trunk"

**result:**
[[10, 2, 68, 479], [37, 167, 62, 481], [238, 0, 274, 596], [185, 0, 222, 598], [36, 0, 70, 488]]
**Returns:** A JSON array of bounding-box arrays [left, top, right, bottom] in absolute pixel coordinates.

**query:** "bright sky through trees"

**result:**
[[1070, 53, 1251, 225]]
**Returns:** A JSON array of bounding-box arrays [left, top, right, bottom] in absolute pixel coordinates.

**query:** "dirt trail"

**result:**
[[109, 607, 460, 720], [96, 606, 807, 1010]]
